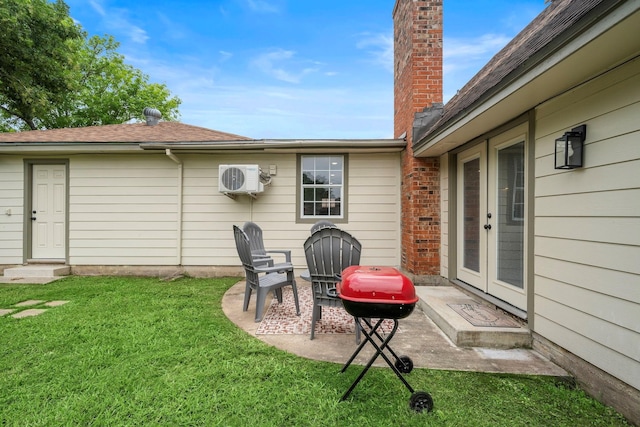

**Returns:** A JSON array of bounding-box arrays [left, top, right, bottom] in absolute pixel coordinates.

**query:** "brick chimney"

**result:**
[[393, 0, 443, 280]]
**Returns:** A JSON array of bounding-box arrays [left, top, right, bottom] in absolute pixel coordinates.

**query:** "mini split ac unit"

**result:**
[[219, 164, 264, 194]]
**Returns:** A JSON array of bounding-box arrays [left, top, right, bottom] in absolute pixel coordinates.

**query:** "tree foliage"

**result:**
[[0, 0, 181, 131]]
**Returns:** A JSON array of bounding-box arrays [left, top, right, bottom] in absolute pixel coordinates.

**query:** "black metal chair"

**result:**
[[233, 225, 300, 322], [303, 227, 362, 341]]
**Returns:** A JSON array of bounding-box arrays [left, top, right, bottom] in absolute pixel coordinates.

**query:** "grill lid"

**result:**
[[339, 266, 417, 305]]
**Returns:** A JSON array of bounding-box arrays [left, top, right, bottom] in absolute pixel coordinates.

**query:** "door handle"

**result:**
[[31, 210, 36, 221], [31, 216, 37, 221], [484, 224, 492, 230]]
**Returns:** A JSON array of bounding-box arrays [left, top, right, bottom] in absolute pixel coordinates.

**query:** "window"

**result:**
[[299, 155, 345, 219]]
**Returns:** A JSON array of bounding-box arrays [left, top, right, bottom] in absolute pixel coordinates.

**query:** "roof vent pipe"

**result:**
[[143, 107, 162, 126]]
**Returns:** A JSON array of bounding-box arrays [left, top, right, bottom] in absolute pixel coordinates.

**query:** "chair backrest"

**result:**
[[303, 227, 362, 298], [233, 225, 260, 285], [310, 220, 336, 234], [242, 221, 268, 258]]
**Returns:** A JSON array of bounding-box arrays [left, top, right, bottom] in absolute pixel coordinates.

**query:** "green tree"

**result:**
[[43, 35, 181, 129], [0, 0, 82, 130], [0, 0, 181, 131]]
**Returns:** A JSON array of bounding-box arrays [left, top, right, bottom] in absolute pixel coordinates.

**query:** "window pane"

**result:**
[[314, 171, 329, 184], [302, 157, 315, 170], [315, 156, 330, 170], [302, 171, 314, 184]]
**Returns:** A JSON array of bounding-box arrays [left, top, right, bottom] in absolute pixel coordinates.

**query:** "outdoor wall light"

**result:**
[[555, 124, 586, 169]]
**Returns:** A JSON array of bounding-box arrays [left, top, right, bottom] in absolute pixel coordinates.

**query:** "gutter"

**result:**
[[139, 138, 406, 153], [165, 149, 183, 266]]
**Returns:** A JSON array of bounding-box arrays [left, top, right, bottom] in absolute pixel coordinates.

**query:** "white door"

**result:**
[[487, 136, 527, 310], [31, 164, 66, 260], [456, 130, 527, 311], [456, 143, 487, 291]]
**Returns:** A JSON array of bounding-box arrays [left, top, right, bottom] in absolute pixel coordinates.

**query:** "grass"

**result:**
[[0, 276, 629, 426]]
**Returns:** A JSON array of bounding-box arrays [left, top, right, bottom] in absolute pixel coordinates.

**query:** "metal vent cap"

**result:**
[[143, 107, 162, 126]]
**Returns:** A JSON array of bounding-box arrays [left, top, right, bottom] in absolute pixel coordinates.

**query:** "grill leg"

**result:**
[[361, 318, 408, 370], [341, 319, 413, 401], [341, 318, 386, 372]]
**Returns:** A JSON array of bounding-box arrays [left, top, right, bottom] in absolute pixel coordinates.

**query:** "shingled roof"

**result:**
[[0, 121, 252, 143], [416, 0, 612, 145]]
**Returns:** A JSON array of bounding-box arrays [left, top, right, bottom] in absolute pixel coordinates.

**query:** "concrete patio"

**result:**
[[222, 279, 568, 377]]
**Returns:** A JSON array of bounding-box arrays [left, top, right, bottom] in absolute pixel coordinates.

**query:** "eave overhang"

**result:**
[[0, 139, 406, 155], [414, 0, 640, 157]]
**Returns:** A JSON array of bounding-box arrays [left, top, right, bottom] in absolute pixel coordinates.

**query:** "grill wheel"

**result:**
[[409, 391, 434, 413], [395, 355, 414, 374]]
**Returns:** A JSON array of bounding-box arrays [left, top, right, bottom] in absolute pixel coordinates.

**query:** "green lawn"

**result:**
[[0, 276, 629, 426]]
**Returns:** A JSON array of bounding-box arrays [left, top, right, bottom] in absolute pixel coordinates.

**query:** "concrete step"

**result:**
[[415, 286, 532, 349], [3, 265, 70, 278]]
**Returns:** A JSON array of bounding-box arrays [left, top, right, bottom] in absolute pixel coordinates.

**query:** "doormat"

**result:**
[[447, 303, 521, 328]]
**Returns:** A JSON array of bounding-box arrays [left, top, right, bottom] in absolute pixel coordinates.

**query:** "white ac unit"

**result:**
[[218, 164, 264, 194]]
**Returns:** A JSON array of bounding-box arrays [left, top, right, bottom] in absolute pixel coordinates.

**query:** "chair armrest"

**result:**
[[255, 262, 294, 274], [265, 249, 292, 263]]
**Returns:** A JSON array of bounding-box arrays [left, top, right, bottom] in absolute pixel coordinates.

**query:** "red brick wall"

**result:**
[[393, 0, 443, 276]]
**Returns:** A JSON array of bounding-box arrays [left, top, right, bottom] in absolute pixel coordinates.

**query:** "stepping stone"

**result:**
[[44, 300, 70, 307], [15, 300, 45, 307], [12, 309, 47, 319], [0, 309, 15, 316]]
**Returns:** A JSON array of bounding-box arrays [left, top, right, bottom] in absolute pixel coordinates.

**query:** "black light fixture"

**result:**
[[555, 124, 586, 169]]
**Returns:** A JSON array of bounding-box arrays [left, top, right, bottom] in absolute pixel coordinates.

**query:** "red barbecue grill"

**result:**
[[338, 266, 434, 412]]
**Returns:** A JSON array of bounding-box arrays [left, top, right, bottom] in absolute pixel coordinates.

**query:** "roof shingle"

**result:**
[[0, 122, 252, 143]]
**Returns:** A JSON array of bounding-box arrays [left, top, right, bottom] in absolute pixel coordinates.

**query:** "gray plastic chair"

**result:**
[[303, 227, 362, 341], [233, 225, 300, 322], [242, 221, 292, 267], [310, 220, 336, 234]]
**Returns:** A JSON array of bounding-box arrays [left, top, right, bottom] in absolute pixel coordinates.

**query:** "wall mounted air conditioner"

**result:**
[[218, 164, 264, 194]]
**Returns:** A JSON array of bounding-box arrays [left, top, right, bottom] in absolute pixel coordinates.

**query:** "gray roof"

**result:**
[[415, 0, 624, 147], [0, 121, 251, 143]]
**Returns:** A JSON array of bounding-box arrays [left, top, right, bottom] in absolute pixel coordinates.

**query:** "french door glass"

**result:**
[[463, 158, 481, 272], [495, 141, 525, 288]]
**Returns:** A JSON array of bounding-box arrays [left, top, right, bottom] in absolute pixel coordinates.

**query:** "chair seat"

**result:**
[[259, 272, 289, 288]]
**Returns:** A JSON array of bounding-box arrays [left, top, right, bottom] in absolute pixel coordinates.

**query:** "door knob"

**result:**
[[484, 224, 492, 230]]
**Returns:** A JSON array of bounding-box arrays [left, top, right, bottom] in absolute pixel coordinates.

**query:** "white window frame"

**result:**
[[298, 154, 347, 221]]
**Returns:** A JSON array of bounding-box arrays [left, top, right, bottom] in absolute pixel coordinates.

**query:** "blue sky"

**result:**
[[65, 0, 547, 139]]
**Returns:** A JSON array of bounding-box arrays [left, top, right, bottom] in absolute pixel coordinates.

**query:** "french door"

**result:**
[[456, 130, 527, 311]]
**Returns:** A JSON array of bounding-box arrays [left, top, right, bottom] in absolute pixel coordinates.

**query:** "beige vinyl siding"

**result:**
[[62, 151, 400, 269], [347, 153, 402, 267], [180, 153, 299, 267], [181, 152, 401, 269], [0, 157, 24, 264], [69, 154, 179, 265], [440, 153, 449, 278], [533, 57, 640, 389]]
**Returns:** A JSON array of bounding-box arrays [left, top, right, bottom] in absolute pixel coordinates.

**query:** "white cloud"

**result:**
[[443, 33, 512, 102], [356, 32, 393, 73], [246, 0, 279, 13], [87, 0, 149, 44], [251, 49, 317, 84], [219, 51, 233, 62], [444, 34, 511, 60]]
